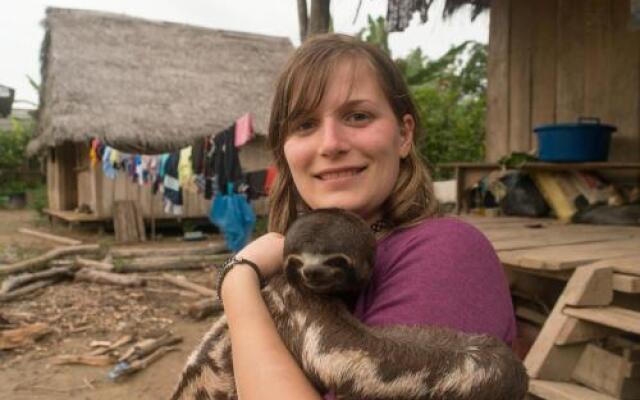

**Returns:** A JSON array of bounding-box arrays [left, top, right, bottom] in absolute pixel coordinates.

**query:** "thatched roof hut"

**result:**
[[28, 7, 293, 155]]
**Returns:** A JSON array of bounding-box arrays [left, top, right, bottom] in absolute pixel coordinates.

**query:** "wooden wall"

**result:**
[[486, 0, 640, 163]]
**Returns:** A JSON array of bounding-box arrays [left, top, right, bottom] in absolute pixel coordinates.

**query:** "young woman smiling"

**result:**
[[218, 33, 516, 399]]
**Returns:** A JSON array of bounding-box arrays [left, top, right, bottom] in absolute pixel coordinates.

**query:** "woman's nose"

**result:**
[[318, 118, 350, 157]]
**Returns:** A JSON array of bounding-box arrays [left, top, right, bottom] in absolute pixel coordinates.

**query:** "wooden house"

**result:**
[[484, 0, 640, 164], [27, 8, 293, 223]]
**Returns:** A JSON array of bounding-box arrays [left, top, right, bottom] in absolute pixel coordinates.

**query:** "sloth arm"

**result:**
[[222, 262, 322, 400]]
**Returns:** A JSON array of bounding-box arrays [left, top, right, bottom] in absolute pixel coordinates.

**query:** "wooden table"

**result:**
[[439, 161, 640, 214], [462, 215, 640, 399]]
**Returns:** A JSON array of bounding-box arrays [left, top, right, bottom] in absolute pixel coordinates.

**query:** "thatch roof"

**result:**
[[28, 8, 293, 155]]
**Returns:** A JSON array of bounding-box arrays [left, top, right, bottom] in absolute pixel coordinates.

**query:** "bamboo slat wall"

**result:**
[[486, 0, 640, 163]]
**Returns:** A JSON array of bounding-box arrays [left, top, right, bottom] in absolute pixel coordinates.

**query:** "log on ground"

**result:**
[[109, 242, 227, 258], [188, 298, 224, 320], [0, 322, 51, 350], [0, 266, 75, 294], [0, 280, 58, 302], [161, 273, 215, 297], [75, 257, 114, 272], [0, 244, 101, 276], [75, 268, 146, 287], [115, 254, 228, 273], [18, 228, 82, 246]]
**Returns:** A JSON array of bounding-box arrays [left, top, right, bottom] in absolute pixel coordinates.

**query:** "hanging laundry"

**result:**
[[191, 137, 207, 175], [102, 147, 117, 179], [89, 139, 99, 167], [234, 112, 254, 147], [209, 183, 256, 252], [243, 169, 267, 200], [210, 124, 243, 195], [163, 152, 183, 215], [264, 164, 277, 195], [179, 146, 196, 191]]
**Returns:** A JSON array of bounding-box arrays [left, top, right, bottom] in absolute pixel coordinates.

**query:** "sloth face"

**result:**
[[284, 252, 361, 294]]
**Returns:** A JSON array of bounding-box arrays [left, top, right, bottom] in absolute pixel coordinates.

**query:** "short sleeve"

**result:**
[[354, 218, 516, 344]]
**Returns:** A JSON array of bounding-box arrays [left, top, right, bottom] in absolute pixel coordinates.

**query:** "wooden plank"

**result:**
[[509, 0, 533, 153], [613, 273, 640, 294], [516, 305, 547, 326], [556, 317, 615, 346], [530, 0, 557, 141], [587, 256, 640, 276], [564, 306, 640, 335], [572, 343, 640, 399], [609, 0, 640, 163], [500, 240, 640, 271], [529, 379, 618, 400], [524, 265, 609, 379], [491, 230, 633, 251], [556, 0, 586, 122], [485, 0, 511, 162], [564, 266, 612, 306], [583, 0, 612, 118]]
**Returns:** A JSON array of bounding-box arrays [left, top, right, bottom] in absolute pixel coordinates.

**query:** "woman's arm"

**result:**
[[220, 233, 322, 400]]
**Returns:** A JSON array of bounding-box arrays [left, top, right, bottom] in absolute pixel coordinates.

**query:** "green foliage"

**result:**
[[0, 118, 40, 194], [0, 119, 33, 169], [358, 18, 488, 180], [357, 16, 390, 56], [405, 42, 487, 179]]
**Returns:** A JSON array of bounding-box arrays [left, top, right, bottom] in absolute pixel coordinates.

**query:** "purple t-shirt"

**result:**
[[355, 216, 516, 342]]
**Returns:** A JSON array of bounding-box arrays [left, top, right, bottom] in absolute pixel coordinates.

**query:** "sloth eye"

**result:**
[[285, 256, 304, 270], [324, 255, 351, 270]]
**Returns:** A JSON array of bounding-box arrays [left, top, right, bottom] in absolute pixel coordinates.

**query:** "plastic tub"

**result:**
[[533, 117, 616, 162]]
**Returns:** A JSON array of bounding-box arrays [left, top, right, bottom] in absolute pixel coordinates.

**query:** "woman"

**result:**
[[219, 33, 516, 399]]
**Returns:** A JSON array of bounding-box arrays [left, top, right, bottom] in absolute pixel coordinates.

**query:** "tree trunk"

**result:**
[[298, 0, 331, 42], [297, 0, 308, 42], [308, 0, 331, 37]]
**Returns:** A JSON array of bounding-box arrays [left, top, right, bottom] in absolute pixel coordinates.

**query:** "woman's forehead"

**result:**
[[289, 58, 383, 116]]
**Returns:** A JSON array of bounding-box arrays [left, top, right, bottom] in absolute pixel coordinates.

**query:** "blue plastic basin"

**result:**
[[533, 118, 616, 162]]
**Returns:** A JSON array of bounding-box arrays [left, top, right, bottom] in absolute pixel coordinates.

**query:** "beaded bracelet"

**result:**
[[216, 256, 265, 302]]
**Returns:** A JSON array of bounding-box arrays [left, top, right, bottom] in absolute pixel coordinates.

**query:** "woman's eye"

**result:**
[[346, 112, 371, 124], [292, 120, 316, 134]]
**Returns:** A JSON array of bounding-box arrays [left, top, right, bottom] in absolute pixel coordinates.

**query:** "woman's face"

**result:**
[[283, 60, 414, 223]]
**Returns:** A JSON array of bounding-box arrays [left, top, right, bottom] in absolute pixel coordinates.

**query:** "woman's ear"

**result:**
[[398, 114, 415, 158]]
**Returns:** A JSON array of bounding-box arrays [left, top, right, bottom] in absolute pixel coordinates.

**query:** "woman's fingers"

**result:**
[[236, 232, 285, 278]]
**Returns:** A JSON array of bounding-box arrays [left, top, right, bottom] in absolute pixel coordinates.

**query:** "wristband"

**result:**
[[216, 256, 265, 301]]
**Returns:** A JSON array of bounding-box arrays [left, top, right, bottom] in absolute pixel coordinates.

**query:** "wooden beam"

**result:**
[[572, 343, 640, 398], [485, 0, 511, 161], [529, 379, 618, 400], [524, 265, 611, 379], [612, 273, 640, 294], [556, 317, 615, 346], [564, 306, 640, 335]]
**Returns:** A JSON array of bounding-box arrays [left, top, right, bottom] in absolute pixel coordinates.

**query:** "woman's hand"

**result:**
[[236, 232, 285, 279]]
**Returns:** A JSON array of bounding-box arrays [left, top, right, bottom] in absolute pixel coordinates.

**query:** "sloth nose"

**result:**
[[301, 265, 331, 282]]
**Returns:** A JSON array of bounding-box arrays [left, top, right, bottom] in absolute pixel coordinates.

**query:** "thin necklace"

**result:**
[[370, 219, 390, 233]]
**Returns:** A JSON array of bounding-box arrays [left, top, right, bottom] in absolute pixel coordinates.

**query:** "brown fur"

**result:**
[[170, 209, 528, 400]]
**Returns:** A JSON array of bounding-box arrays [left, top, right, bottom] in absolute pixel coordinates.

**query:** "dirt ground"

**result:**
[[0, 210, 217, 399]]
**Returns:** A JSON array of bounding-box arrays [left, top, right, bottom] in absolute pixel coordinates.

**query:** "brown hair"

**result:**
[[267, 33, 438, 233]]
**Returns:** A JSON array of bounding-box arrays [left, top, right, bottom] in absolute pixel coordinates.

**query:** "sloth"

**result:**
[[170, 208, 528, 400]]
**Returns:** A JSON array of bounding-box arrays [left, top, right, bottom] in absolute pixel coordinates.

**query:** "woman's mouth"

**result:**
[[315, 167, 366, 181]]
